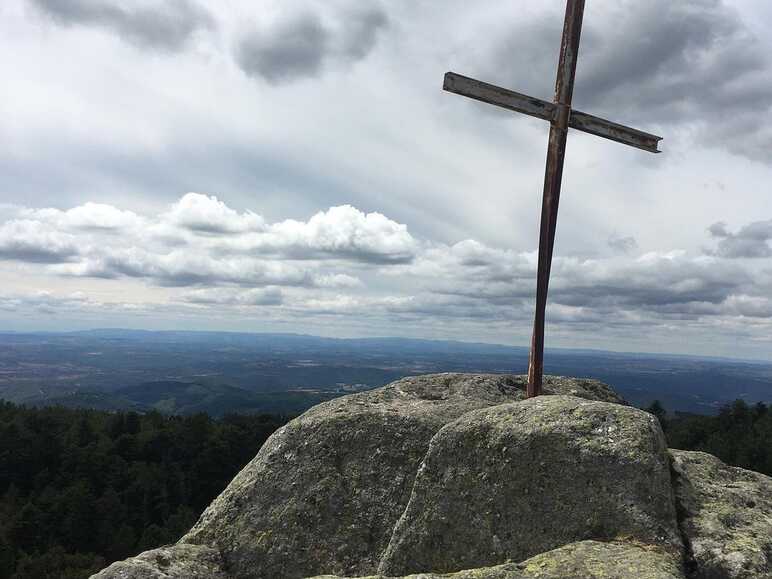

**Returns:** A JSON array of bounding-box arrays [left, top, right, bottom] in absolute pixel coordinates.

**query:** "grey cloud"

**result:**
[[551, 257, 749, 312], [0, 220, 80, 263], [607, 234, 638, 254], [235, 6, 388, 83], [478, 0, 772, 162], [384, 295, 509, 322], [708, 222, 730, 238], [182, 287, 283, 306], [53, 252, 323, 288], [339, 7, 389, 61], [29, 0, 213, 51], [0, 291, 96, 316], [576, 1, 766, 118], [708, 219, 772, 258], [551, 269, 743, 310], [415, 241, 764, 323], [288, 293, 511, 323], [237, 13, 328, 83], [0, 246, 77, 264]]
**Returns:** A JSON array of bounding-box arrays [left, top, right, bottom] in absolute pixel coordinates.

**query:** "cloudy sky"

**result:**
[[1, 0, 771, 359]]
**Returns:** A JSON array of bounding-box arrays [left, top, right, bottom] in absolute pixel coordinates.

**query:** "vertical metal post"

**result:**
[[526, 0, 585, 397]]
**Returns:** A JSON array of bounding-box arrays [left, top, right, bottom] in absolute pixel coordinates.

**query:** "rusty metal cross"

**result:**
[[443, 0, 662, 398]]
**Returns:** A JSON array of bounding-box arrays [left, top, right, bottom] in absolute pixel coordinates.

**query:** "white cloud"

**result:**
[[0, 219, 80, 263], [0, 195, 405, 288], [28, 0, 214, 52], [164, 193, 265, 234], [0, 195, 770, 358], [24, 202, 144, 231], [259, 205, 416, 263], [160, 195, 417, 263]]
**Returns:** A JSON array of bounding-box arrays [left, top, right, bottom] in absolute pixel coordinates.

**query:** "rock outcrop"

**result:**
[[182, 374, 623, 579], [671, 450, 772, 578], [91, 544, 228, 579], [91, 373, 772, 579], [311, 540, 685, 579], [378, 396, 681, 575]]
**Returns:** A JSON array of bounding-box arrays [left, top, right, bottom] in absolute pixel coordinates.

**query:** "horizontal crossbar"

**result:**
[[444, 72, 662, 153]]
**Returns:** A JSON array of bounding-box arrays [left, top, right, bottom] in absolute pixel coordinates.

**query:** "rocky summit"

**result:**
[[91, 373, 772, 579]]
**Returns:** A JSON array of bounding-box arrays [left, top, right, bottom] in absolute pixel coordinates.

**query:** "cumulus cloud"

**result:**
[[259, 205, 416, 264], [50, 249, 328, 288], [0, 219, 80, 263], [707, 219, 772, 258], [164, 193, 265, 234], [28, 0, 214, 51], [0, 195, 770, 354], [235, 4, 388, 83], [173, 196, 417, 264], [0, 194, 411, 289], [24, 202, 144, 231]]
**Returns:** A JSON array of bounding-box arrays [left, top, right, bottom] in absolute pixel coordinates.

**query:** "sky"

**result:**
[[0, 0, 771, 359]]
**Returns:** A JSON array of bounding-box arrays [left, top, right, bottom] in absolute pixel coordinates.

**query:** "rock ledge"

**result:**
[[90, 373, 772, 579]]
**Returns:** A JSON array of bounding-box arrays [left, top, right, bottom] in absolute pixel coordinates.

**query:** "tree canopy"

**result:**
[[0, 402, 287, 578]]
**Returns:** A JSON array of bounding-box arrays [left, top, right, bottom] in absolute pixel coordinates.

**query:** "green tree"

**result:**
[[9, 502, 46, 553], [0, 401, 288, 576]]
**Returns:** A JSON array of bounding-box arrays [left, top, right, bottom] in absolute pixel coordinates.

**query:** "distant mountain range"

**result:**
[[1, 329, 770, 415]]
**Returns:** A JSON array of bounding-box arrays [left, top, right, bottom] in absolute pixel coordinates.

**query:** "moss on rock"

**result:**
[[310, 539, 684, 578], [379, 396, 681, 575], [89, 544, 228, 579], [670, 449, 772, 578], [180, 374, 621, 579]]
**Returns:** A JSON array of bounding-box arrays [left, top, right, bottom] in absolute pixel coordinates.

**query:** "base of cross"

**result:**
[[526, 350, 542, 398]]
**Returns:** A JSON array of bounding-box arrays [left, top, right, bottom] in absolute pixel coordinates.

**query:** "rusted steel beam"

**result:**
[[527, 0, 586, 398], [569, 110, 661, 153], [443, 73, 554, 122], [443, 72, 661, 153]]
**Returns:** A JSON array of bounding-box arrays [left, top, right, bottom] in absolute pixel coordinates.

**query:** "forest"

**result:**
[[0, 398, 770, 578], [651, 398, 772, 476], [0, 402, 287, 578]]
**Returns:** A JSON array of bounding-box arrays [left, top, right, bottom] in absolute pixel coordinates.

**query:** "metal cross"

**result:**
[[443, 0, 662, 397]]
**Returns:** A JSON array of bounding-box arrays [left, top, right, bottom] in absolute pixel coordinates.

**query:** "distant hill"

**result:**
[[117, 381, 266, 415], [38, 381, 342, 417], [2, 329, 771, 415], [33, 390, 138, 412]]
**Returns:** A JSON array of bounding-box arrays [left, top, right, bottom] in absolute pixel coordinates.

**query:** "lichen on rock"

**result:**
[[310, 539, 685, 578], [89, 543, 228, 579], [88, 373, 772, 579], [670, 449, 772, 579], [180, 374, 622, 579], [378, 395, 681, 575]]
